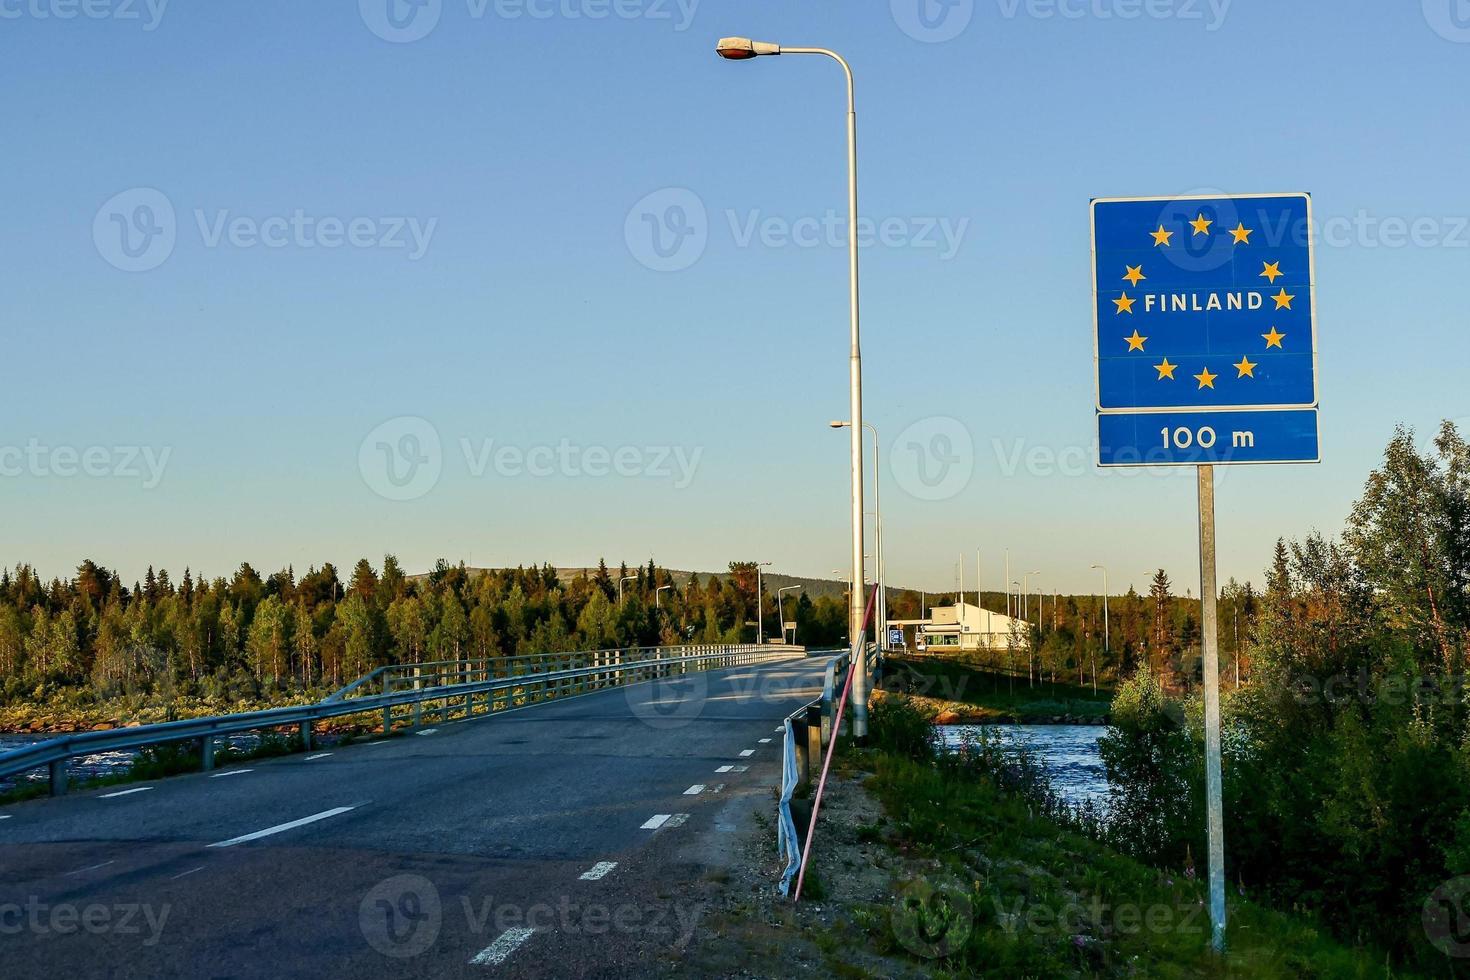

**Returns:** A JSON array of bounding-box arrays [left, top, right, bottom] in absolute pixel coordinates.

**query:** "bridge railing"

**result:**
[[0, 642, 805, 798]]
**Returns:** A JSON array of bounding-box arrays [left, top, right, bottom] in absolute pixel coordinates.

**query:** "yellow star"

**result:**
[[1113, 293, 1136, 315], [1154, 357, 1178, 380], [1125, 329, 1147, 351], [1260, 261, 1283, 283], [1228, 223, 1253, 244], [1234, 356, 1257, 378], [1194, 366, 1218, 389], [1262, 326, 1286, 349], [1190, 213, 1213, 236], [1122, 265, 1146, 286], [1272, 288, 1295, 310], [1150, 225, 1174, 247]]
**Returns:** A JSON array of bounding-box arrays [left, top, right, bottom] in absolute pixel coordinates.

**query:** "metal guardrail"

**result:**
[[0, 643, 804, 798]]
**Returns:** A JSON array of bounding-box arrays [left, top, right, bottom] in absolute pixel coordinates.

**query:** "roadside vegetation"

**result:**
[[835, 694, 1399, 977]]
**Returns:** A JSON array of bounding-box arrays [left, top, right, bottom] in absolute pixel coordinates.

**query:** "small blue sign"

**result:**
[[1099, 410, 1320, 466], [1092, 193, 1319, 465]]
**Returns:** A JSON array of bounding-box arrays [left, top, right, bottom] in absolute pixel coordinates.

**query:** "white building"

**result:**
[[913, 602, 1030, 652]]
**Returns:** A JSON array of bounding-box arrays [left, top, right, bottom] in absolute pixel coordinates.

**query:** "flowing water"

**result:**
[[937, 724, 1111, 807]]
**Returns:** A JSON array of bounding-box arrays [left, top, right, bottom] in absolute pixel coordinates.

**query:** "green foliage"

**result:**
[[1097, 421, 1470, 972], [0, 557, 799, 711], [866, 693, 936, 761]]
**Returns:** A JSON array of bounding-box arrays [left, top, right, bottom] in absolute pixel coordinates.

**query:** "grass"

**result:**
[[884, 657, 1114, 723], [837, 694, 1405, 978]]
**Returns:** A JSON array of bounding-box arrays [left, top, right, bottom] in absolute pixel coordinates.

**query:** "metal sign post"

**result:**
[[1197, 464, 1226, 953], [1090, 192, 1322, 954]]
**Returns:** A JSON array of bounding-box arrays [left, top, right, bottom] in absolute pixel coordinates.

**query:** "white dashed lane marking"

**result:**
[[683, 785, 705, 795], [306, 752, 333, 761], [99, 787, 153, 799], [0, 815, 11, 820], [64, 860, 115, 876], [759, 738, 772, 743], [207, 806, 357, 848], [641, 814, 671, 830], [739, 749, 754, 757], [579, 861, 617, 881], [171, 867, 204, 881], [715, 765, 733, 773], [416, 729, 439, 736], [470, 927, 535, 966], [210, 769, 253, 779]]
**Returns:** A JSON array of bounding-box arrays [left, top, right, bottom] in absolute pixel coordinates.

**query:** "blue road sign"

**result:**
[[1092, 193, 1319, 465]]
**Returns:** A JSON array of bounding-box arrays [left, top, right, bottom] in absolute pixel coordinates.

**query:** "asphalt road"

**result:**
[[0, 654, 830, 979]]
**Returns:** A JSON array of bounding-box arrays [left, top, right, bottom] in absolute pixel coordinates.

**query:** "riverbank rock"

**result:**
[[933, 709, 962, 725]]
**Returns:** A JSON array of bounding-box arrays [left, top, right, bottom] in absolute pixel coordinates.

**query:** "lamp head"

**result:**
[[716, 36, 780, 59]]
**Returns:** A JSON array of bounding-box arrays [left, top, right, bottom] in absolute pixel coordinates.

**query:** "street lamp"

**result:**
[[830, 420, 884, 648], [721, 36, 867, 738], [756, 561, 772, 644], [778, 585, 800, 644], [1090, 563, 1109, 694], [655, 584, 673, 608], [618, 575, 638, 605]]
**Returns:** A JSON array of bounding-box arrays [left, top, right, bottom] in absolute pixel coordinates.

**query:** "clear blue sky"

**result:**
[[3, 1, 1467, 597]]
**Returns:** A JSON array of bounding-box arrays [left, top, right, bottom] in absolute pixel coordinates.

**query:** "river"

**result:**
[[937, 724, 1111, 807]]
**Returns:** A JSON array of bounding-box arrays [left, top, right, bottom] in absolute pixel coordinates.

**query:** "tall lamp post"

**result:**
[[719, 35, 868, 738], [755, 561, 772, 645], [778, 585, 800, 644], [655, 584, 672, 608], [829, 420, 883, 649], [1090, 563, 1109, 694], [618, 575, 638, 605]]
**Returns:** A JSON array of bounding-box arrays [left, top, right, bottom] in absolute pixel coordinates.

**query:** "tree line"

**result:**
[[0, 557, 857, 705]]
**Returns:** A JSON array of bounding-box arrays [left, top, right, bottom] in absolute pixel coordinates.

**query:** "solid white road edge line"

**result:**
[[207, 806, 356, 848], [469, 927, 535, 967]]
